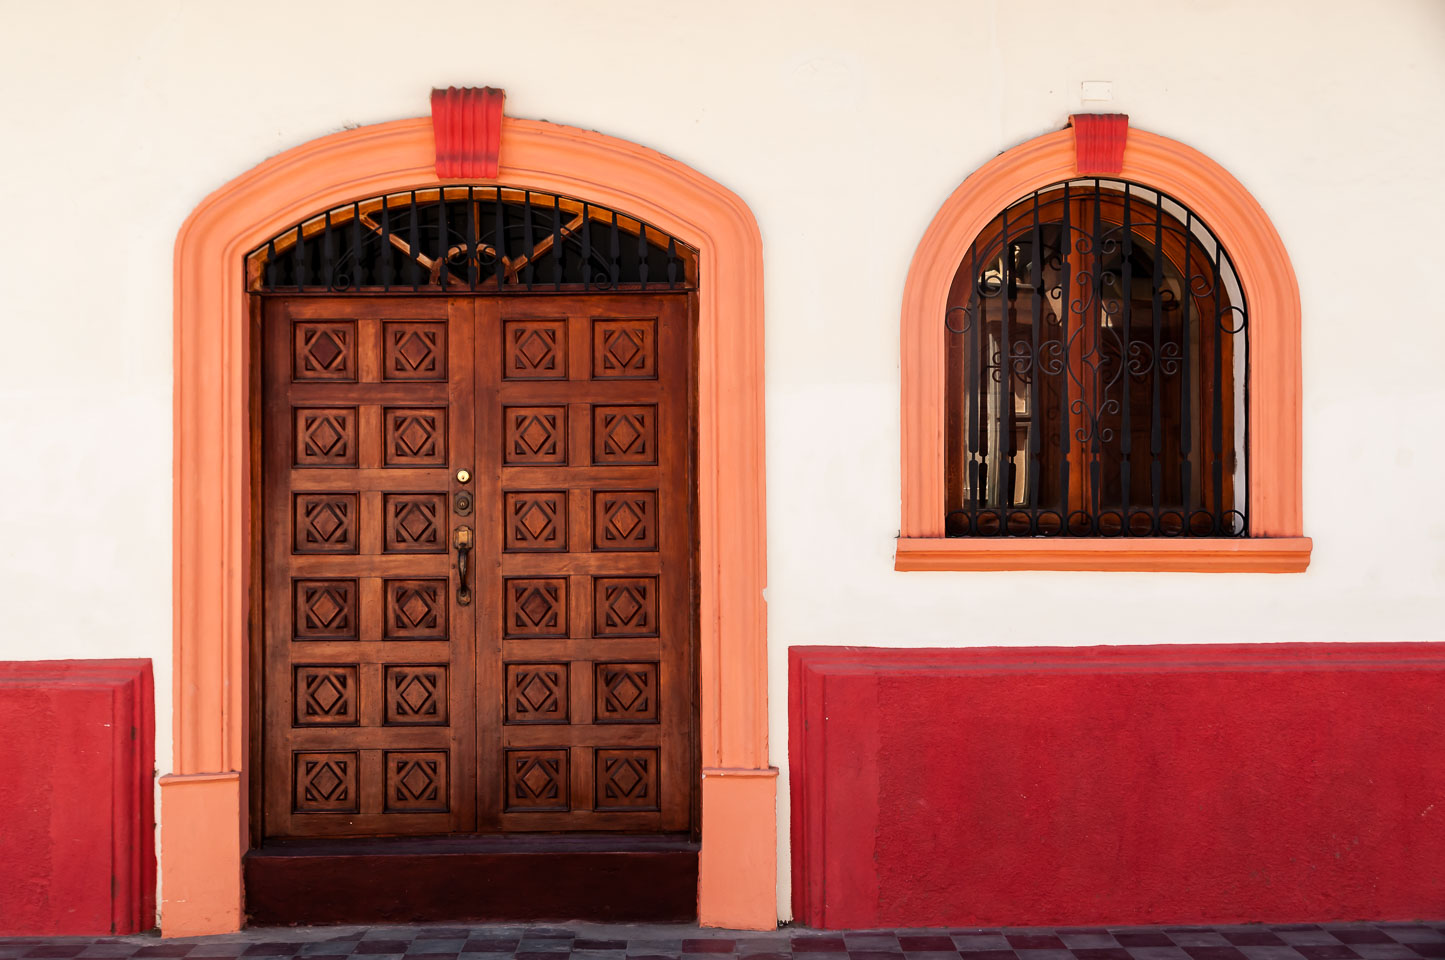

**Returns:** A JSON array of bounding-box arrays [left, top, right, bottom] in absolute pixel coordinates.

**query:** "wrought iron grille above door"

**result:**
[[246, 187, 696, 294], [944, 180, 1248, 538]]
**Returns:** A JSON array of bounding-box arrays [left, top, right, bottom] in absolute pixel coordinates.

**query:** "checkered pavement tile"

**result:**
[[1, 922, 1440, 960]]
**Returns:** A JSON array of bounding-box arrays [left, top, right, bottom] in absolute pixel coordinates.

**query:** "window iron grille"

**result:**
[[246, 186, 696, 294], [944, 179, 1248, 538]]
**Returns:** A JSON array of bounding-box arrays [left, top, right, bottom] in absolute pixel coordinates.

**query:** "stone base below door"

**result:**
[[243, 836, 698, 925]]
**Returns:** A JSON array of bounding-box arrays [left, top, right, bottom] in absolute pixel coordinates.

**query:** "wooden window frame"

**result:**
[[897, 125, 1311, 572]]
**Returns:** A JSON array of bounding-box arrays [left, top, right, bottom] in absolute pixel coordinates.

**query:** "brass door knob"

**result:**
[[456, 468, 472, 484]]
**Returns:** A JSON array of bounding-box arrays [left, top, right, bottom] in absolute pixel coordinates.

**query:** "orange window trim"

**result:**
[[897, 126, 1310, 573], [166, 116, 775, 936]]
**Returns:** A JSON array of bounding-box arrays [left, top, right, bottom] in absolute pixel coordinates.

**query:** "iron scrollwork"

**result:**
[[247, 187, 694, 295], [945, 179, 1248, 539]]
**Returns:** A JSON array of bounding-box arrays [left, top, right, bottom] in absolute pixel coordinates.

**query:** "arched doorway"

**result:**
[[244, 187, 700, 920], [161, 117, 775, 935]]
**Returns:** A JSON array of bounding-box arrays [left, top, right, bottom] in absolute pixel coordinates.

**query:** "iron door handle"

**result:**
[[454, 525, 474, 606]]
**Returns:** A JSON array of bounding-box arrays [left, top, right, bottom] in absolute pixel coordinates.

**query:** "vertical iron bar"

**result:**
[[408, 191, 420, 290], [638, 222, 650, 287], [381, 195, 391, 292], [322, 210, 335, 291], [1239, 250, 1250, 535], [1089, 180, 1102, 529], [668, 237, 679, 288], [467, 187, 478, 289], [1150, 192, 1164, 519], [437, 189, 449, 288], [1027, 192, 1042, 520], [293, 224, 304, 291], [1000, 204, 1013, 513], [1120, 184, 1134, 528], [1180, 207, 1194, 516], [967, 248, 981, 511], [552, 194, 563, 287], [522, 191, 535, 290], [581, 203, 591, 292], [264, 239, 276, 291], [1059, 183, 1072, 522], [981, 246, 994, 508], [351, 202, 362, 290], [609, 212, 621, 287], [1211, 243, 1225, 533], [493, 188, 506, 288]]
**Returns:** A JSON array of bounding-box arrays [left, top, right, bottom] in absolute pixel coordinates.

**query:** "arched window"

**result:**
[[945, 180, 1246, 538], [896, 121, 1310, 572]]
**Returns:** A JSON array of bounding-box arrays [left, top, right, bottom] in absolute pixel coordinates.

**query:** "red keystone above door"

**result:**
[[431, 86, 505, 179]]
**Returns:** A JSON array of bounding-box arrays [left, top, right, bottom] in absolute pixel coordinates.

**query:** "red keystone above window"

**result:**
[[1070, 113, 1128, 175], [431, 86, 506, 179]]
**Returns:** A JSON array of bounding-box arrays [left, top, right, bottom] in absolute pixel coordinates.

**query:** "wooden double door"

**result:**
[[257, 293, 694, 839]]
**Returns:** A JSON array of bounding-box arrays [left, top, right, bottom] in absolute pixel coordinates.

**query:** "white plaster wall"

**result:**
[[1, 0, 1442, 923]]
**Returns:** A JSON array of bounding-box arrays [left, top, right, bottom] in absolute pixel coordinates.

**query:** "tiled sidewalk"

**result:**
[[2, 923, 1444, 960]]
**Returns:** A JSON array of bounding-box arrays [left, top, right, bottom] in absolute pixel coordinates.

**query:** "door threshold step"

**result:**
[[243, 836, 699, 925]]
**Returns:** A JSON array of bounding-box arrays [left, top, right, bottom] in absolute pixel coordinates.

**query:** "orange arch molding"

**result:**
[[161, 117, 776, 935], [896, 126, 1311, 572]]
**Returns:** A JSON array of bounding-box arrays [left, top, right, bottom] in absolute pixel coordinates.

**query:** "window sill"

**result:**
[[894, 536, 1313, 573]]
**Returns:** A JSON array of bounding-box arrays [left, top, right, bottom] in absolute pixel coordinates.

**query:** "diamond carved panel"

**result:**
[[593, 491, 658, 551], [293, 579, 358, 640], [595, 662, 660, 724], [385, 751, 449, 813], [504, 578, 567, 638], [384, 665, 449, 725], [293, 665, 358, 726], [294, 493, 359, 554], [595, 748, 659, 811], [384, 579, 448, 640], [592, 319, 656, 379], [384, 493, 446, 554], [294, 321, 356, 381], [505, 749, 569, 811], [295, 407, 358, 467], [593, 405, 657, 465], [505, 406, 566, 465], [505, 491, 567, 552], [505, 663, 569, 725], [594, 577, 659, 638], [294, 751, 359, 813], [503, 319, 567, 380], [383, 322, 447, 381], [384, 408, 446, 466]]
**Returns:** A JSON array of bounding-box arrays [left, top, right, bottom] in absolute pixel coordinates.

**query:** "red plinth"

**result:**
[[791, 643, 1445, 928], [0, 659, 155, 935]]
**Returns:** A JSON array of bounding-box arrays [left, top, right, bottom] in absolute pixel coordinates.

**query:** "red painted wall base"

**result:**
[[790, 644, 1445, 929], [0, 660, 155, 936]]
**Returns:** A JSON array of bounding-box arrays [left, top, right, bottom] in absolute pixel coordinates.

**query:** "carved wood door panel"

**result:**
[[261, 297, 477, 838], [259, 293, 694, 840], [477, 294, 693, 833]]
